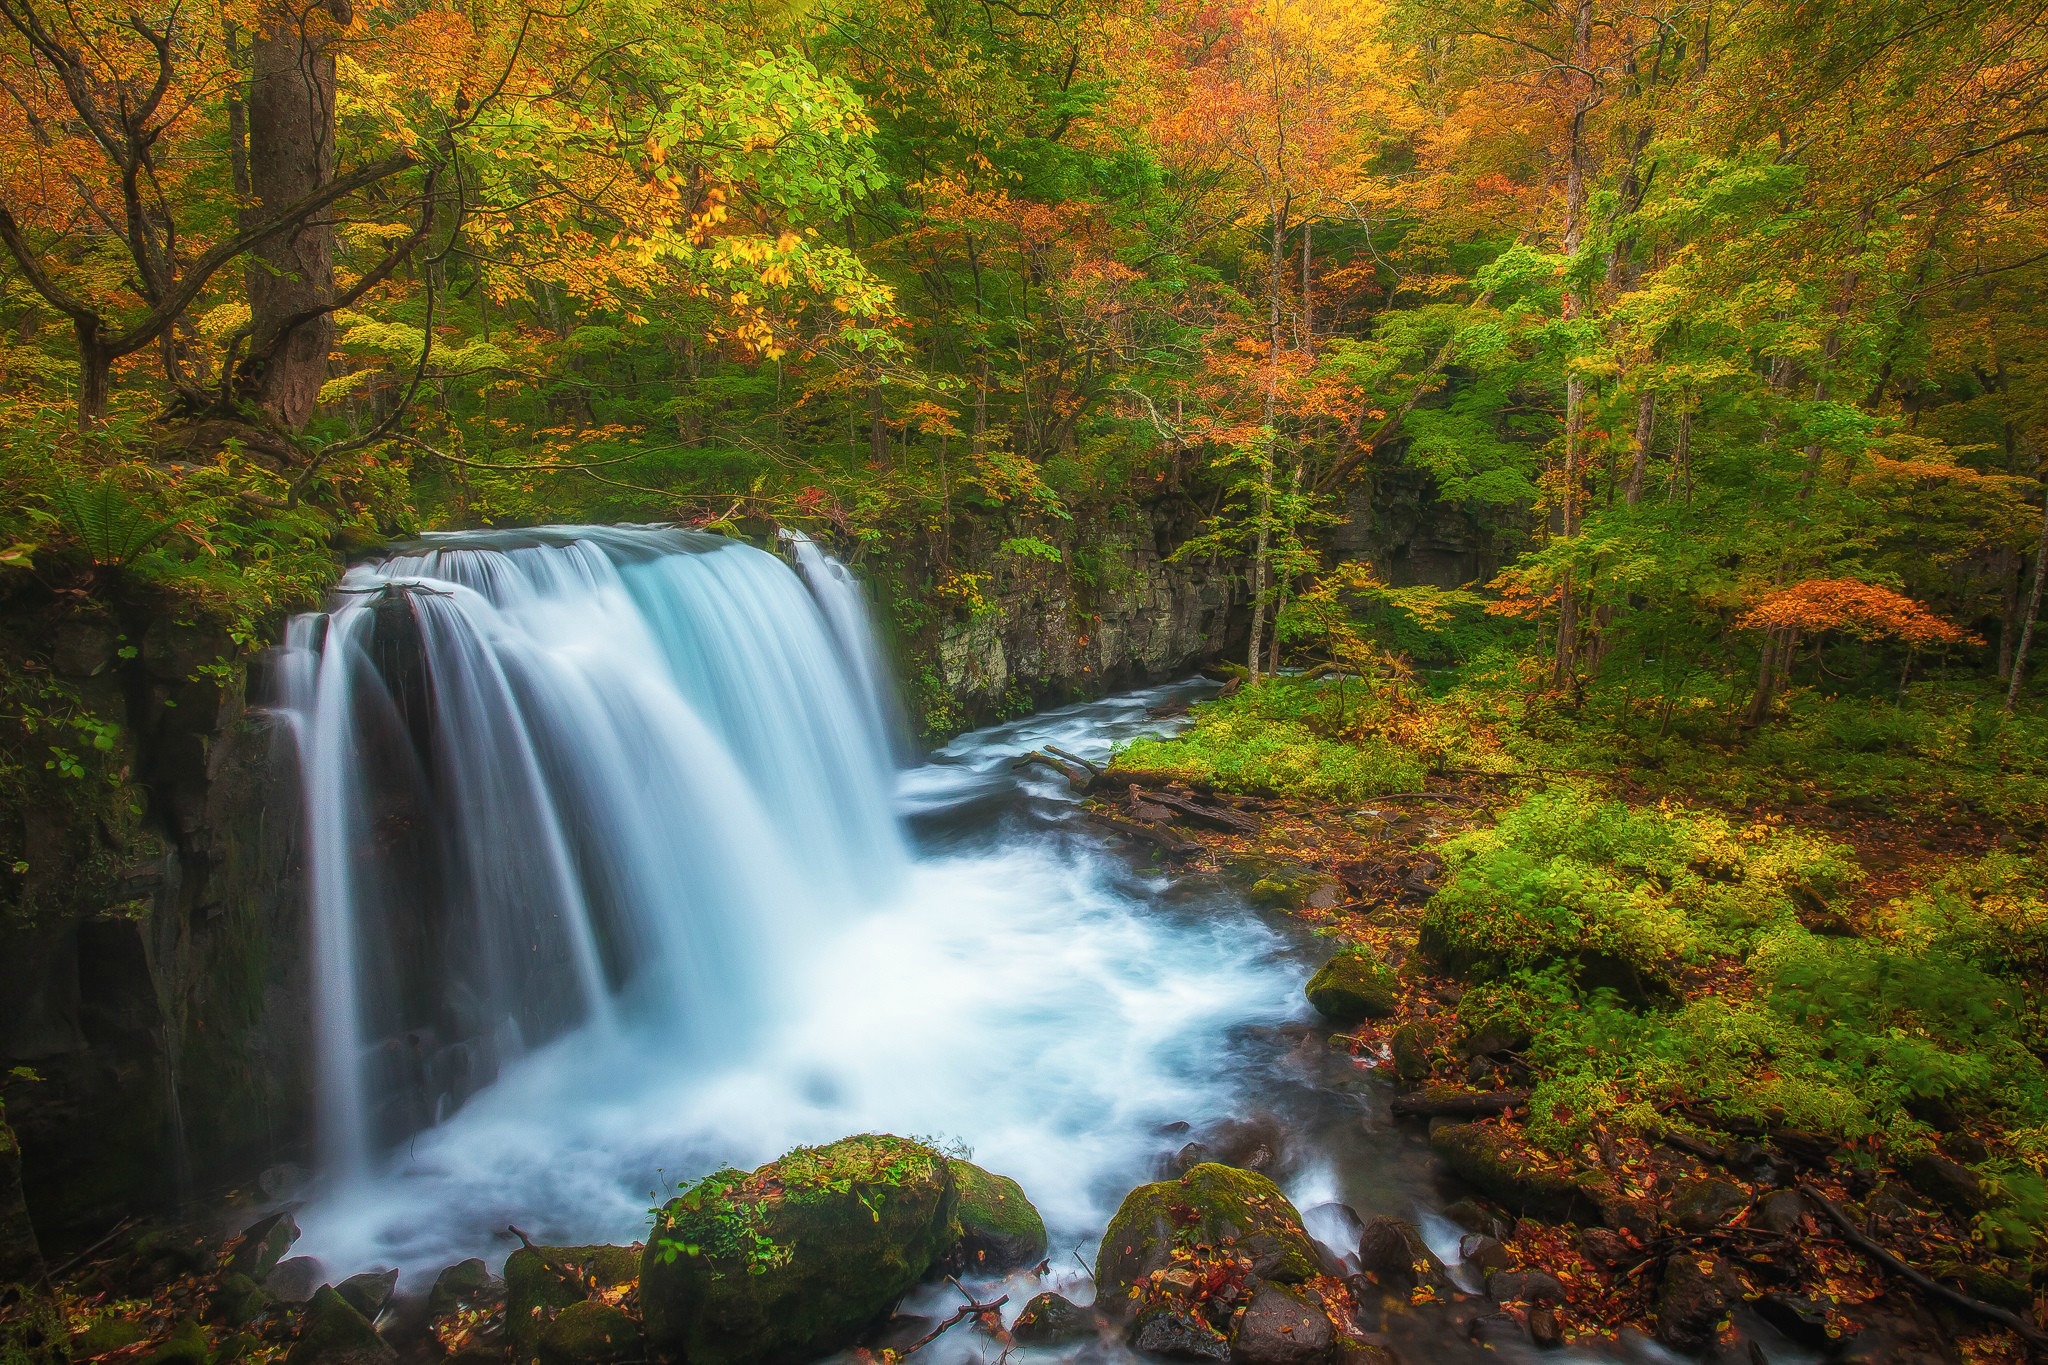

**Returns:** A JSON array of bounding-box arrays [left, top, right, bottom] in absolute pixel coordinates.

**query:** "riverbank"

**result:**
[[1075, 672, 2048, 1362]]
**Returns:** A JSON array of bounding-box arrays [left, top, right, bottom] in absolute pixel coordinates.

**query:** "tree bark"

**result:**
[[2005, 487, 2048, 715], [240, 0, 352, 430], [1624, 391, 1654, 507], [1551, 0, 1595, 690]]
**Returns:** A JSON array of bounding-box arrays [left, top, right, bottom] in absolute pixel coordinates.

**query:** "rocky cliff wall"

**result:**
[[0, 611, 310, 1243]]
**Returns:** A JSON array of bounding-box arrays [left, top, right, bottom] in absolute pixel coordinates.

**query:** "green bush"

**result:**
[[1111, 678, 1426, 802]]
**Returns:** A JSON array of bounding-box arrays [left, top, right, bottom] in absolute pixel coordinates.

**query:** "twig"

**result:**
[[506, 1224, 536, 1250], [47, 1216, 138, 1280], [1799, 1185, 2048, 1347], [902, 1295, 1007, 1356]]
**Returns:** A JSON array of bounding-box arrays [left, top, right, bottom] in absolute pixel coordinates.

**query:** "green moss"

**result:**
[[1303, 948, 1398, 1022], [1110, 679, 1428, 803], [140, 1319, 209, 1365], [1428, 1124, 1604, 1224], [504, 1246, 638, 1359], [640, 1134, 957, 1365], [1094, 1163, 1320, 1315], [535, 1302, 641, 1365], [945, 1159, 1047, 1270], [284, 1287, 392, 1365], [70, 1316, 148, 1359]]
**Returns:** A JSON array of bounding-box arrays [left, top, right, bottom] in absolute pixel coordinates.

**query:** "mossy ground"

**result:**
[[1096, 670, 2048, 1360]]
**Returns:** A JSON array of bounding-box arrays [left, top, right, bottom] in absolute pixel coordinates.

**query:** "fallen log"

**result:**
[[1799, 1184, 2048, 1349], [1017, 751, 1091, 788], [1044, 743, 1101, 775], [1390, 1088, 1529, 1119], [1087, 812, 1201, 857], [1138, 786, 1258, 834]]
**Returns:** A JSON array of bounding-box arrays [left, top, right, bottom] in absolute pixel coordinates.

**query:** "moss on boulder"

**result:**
[[945, 1159, 1047, 1272], [1429, 1124, 1603, 1224], [504, 1246, 638, 1362], [285, 1287, 395, 1365], [639, 1134, 958, 1365], [1094, 1163, 1320, 1319], [535, 1303, 641, 1365], [1303, 950, 1398, 1023]]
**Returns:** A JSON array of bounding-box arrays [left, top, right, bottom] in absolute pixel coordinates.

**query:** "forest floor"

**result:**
[[1074, 669, 2048, 1363]]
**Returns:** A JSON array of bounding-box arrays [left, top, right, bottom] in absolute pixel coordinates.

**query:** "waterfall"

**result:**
[[277, 526, 906, 1178]]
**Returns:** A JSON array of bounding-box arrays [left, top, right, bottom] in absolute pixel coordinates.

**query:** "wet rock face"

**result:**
[[1669, 1177, 1747, 1234], [1, 609, 313, 1242], [927, 504, 1242, 729], [639, 1135, 958, 1365], [1133, 1301, 1232, 1361]]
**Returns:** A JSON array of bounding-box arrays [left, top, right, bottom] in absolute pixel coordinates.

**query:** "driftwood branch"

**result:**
[[1798, 1185, 2048, 1348], [902, 1295, 1007, 1356]]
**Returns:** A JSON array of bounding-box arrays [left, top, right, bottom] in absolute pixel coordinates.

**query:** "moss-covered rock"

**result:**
[[1303, 950, 1398, 1024], [535, 1302, 641, 1365], [1430, 1124, 1603, 1224], [72, 1316, 149, 1358], [504, 1246, 638, 1361], [639, 1134, 958, 1365], [945, 1159, 1048, 1272], [1388, 1022, 1441, 1088], [1011, 1292, 1098, 1347], [226, 1213, 299, 1283], [1095, 1163, 1320, 1319], [140, 1318, 210, 1365], [285, 1287, 395, 1365], [208, 1273, 273, 1327]]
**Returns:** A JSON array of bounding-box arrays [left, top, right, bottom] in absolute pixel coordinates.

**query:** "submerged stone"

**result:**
[[946, 1158, 1048, 1271], [639, 1134, 957, 1365]]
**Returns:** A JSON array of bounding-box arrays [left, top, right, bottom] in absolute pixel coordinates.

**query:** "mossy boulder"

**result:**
[[1303, 950, 1398, 1024], [639, 1134, 958, 1365], [505, 1246, 638, 1361], [141, 1319, 210, 1365], [73, 1317, 149, 1358], [1095, 1163, 1320, 1319], [945, 1159, 1047, 1272], [1011, 1292, 1098, 1347], [226, 1213, 299, 1283], [286, 1287, 395, 1365], [1388, 1022, 1441, 1088], [1430, 1124, 1603, 1224], [535, 1302, 642, 1365]]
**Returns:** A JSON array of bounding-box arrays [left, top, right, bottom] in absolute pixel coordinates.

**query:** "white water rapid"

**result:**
[[276, 526, 1768, 1365]]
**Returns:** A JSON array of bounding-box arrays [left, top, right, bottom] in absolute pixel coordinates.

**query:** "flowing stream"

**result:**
[[276, 525, 1757, 1365]]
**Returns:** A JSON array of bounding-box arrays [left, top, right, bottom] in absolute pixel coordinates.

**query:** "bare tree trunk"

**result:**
[[2006, 487, 2048, 715], [1551, 0, 1595, 690], [1999, 546, 2020, 680], [1624, 391, 1654, 507], [1248, 201, 1289, 684], [1299, 220, 1313, 352], [240, 0, 353, 430]]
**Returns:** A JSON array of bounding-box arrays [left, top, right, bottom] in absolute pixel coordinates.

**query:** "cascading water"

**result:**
[[277, 527, 905, 1178]]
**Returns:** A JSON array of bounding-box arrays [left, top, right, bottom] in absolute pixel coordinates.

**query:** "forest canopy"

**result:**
[[0, 0, 2044, 712]]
